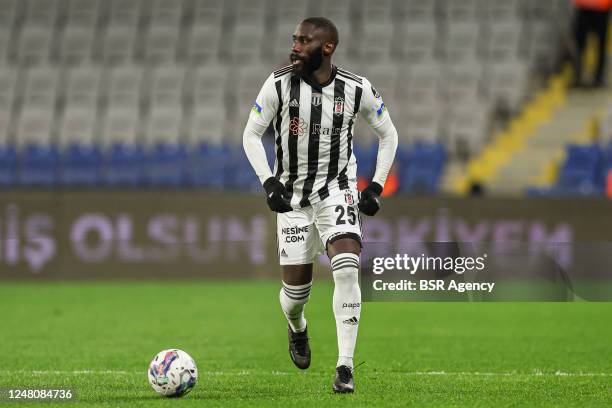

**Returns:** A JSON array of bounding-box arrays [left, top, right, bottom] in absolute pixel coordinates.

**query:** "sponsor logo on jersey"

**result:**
[[290, 117, 308, 136], [281, 249, 288, 257], [344, 191, 354, 205], [334, 97, 344, 115], [371, 85, 381, 99], [251, 101, 262, 115], [311, 93, 322, 107], [312, 123, 341, 136], [282, 225, 308, 243], [342, 302, 361, 309], [289, 98, 300, 108], [376, 102, 387, 118]]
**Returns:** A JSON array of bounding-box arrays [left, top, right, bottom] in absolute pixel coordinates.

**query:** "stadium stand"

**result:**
[[0, 0, 572, 193]]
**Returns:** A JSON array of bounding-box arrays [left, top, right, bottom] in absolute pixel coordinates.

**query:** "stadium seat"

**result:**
[[398, 142, 447, 194], [15, 107, 56, 149], [144, 106, 183, 147], [22, 66, 60, 108], [59, 25, 95, 65], [58, 105, 98, 147], [18, 144, 60, 188], [104, 143, 145, 187], [0, 0, 18, 27], [363, 0, 392, 23], [440, 21, 480, 62], [147, 65, 186, 107], [186, 106, 225, 146], [188, 142, 229, 188], [64, 65, 102, 109], [0, 145, 17, 187], [480, 21, 523, 61], [100, 24, 137, 63], [446, 103, 490, 157], [23, 0, 59, 25], [400, 103, 445, 143], [360, 22, 394, 62], [108, 0, 142, 26], [60, 144, 103, 187], [64, 0, 100, 27], [146, 143, 187, 187], [441, 61, 484, 103], [393, 0, 436, 22], [184, 24, 222, 63], [106, 66, 144, 107], [400, 62, 443, 104], [0, 25, 12, 64], [353, 141, 378, 179], [393, 21, 437, 62], [102, 106, 141, 147], [483, 60, 529, 114], [14, 24, 53, 64], [0, 66, 17, 111], [145, 0, 184, 27], [539, 144, 601, 195], [227, 22, 265, 63], [142, 25, 180, 64]]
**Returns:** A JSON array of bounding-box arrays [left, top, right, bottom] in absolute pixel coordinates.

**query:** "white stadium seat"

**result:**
[[16, 106, 56, 148], [102, 105, 141, 147], [58, 105, 98, 147], [144, 106, 183, 146]]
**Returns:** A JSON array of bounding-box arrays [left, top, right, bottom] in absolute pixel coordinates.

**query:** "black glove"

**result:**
[[358, 182, 383, 216], [263, 177, 292, 213]]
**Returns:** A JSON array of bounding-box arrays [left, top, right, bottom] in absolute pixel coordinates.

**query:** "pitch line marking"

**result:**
[[1, 370, 611, 377]]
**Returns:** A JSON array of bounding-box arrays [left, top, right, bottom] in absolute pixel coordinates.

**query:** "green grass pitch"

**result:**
[[1, 281, 611, 407]]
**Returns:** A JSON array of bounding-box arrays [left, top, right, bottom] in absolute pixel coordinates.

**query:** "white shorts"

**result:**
[[276, 188, 362, 265]]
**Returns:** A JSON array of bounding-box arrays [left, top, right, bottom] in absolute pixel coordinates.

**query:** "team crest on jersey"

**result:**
[[311, 93, 322, 107], [334, 97, 344, 115], [344, 191, 354, 205], [290, 117, 308, 136]]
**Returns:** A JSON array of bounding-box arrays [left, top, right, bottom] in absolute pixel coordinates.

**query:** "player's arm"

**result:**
[[357, 79, 399, 216], [243, 74, 292, 213]]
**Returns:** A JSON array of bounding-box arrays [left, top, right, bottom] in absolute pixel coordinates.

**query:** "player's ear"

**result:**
[[323, 41, 335, 56]]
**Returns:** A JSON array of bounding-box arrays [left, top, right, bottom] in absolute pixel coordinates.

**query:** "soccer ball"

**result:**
[[148, 349, 198, 397]]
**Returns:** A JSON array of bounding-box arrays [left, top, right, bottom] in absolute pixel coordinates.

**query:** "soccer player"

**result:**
[[243, 17, 398, 393]]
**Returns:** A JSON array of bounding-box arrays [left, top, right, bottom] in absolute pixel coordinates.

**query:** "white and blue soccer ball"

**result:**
[[148, 349, 198, 397]]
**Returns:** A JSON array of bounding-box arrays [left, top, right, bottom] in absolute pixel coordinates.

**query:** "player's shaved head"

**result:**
[[301, 17, 339, 47]]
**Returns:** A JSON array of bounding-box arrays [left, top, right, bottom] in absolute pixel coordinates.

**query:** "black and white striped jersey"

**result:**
[[249, 65, 391, 208]]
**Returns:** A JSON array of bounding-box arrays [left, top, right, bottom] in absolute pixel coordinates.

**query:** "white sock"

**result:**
[[331, 253, 361, 369], [279, 281, 312, 333]]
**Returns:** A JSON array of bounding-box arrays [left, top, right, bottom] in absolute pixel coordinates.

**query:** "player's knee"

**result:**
[[330, 253, 360, 284]]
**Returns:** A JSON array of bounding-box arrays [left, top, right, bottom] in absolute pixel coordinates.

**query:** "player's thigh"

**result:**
[[277, 207, 320, 266], [314, 190, 362, 257]]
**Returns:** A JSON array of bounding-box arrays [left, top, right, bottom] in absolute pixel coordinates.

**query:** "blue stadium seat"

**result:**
[[104, 144, 145, 187], [398, 142, 447, 194], [353, 141, 378, 179], [596, 142, 612, 192], [146, 143, 187, 188], [0, 146, 17, 188], [555, 144, 601, 195], [60, 144, 103, 187], [189, 142, 229, 189], [18, 145, 60, 188]]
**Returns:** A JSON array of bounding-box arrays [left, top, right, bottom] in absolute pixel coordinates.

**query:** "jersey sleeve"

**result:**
[[358, 77, 390, 130], [248, 73, 279, 127]]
